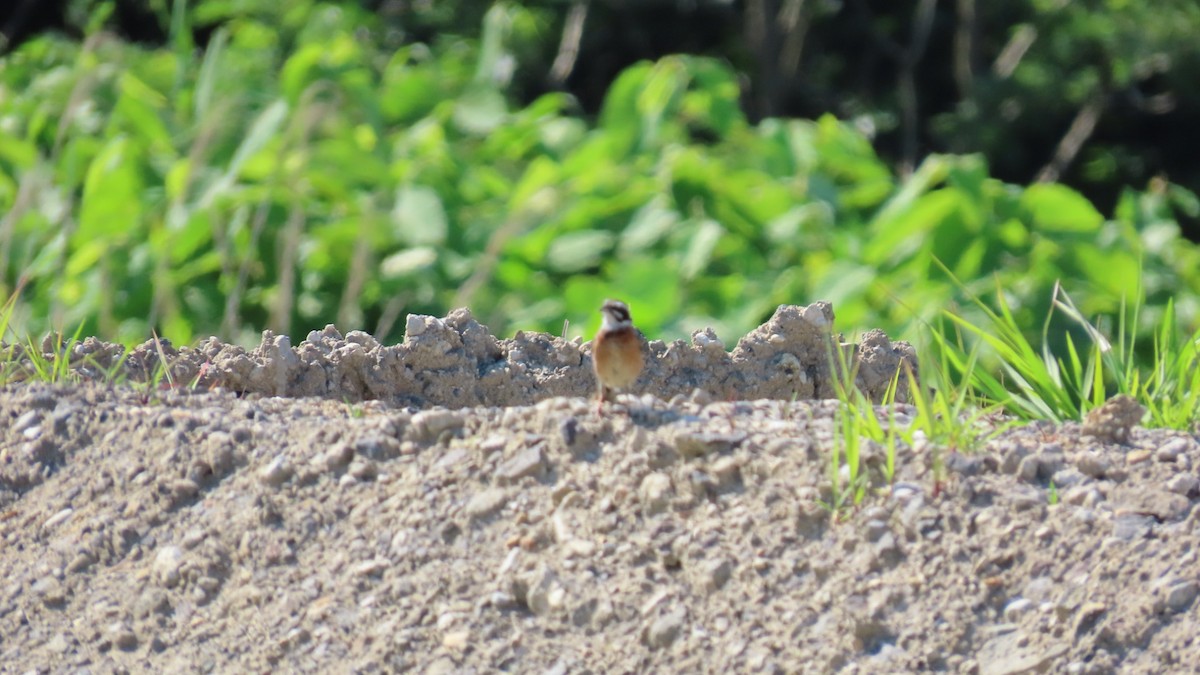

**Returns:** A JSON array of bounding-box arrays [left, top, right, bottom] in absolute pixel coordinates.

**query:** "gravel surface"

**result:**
[[1, 305, 1198, 673]]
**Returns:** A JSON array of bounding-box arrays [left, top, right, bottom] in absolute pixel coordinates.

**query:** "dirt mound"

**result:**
[[1, 308, 1198, 673], [7, 303, 915, 407]]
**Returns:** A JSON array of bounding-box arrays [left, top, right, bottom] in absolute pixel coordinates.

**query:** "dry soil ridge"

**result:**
[[0, 306, 1198, 673], [13, 302, 915, 408]]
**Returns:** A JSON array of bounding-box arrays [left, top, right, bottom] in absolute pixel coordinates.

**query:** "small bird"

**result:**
[[592, 299, 644, 407]]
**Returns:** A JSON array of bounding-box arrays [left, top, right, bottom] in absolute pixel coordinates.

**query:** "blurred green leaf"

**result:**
[[199, 98, 288, 207], [547, 230, 615, 273], [381, 246, 438, 278], [394, 185, 448, 246], [453, 85, 508, 135], [680, 218, 723, 280], [77, 136, 143, 243], [1021, 184, 1104, 233], [619, 199, 680, 254]]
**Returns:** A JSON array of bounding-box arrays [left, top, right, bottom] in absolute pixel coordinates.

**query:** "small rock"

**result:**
[[1035, 447, 1065, 478], [873, 532, 900, 567], [322, 443, 355, 469], [46, 632, 69, 653], [1049, 468, 1087, 489], [674, 431, 747, 459], [1082, 395, 1144, 444], [1166, 474, 1199, 497], [170, 478, 200, 499], [1073, 602, 1106, 636], [864, 520, 889, 542], [522, 567, 563, 617], [354, 434, 400, 460], [1156, 437, 1189, 462], [1003, 598, 1034, 622], [1126, 450, 1151, 465], [1076, 452, 1108, 478], [348, 459, 377, 481], [1112, 488, 1189, 520], [1165, 580, 1198, 612], [259, 455, 293, 486], [181, 526, 207, 547], [42, 507, 74, 531], [945, 452, 983, 477], [412, 410, 465, 439], [32, 577, 65, 608], [1111, 513, 1154, 541], [67, 552, 94, 574], [1016, 455, 1040, 483], [644, 608, 686, 649], [352, 558, 389, 578], [13, 410, 42, 435], [709, 456, 741, 487], [154, 546, 186, 588], [559, 417, 578, 446], [465, 488, 509, 519], [562, 539, 596, 558], [108, 622, 138, 650], [698, 558, 733, 594], [496, 445, 547, 483], [640, 473, 673, 516], [441, 630, 469, 650]]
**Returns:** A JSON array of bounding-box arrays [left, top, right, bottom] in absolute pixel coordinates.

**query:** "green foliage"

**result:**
[[0, 0, 1198, 366], [932, 277, 1200, 430]]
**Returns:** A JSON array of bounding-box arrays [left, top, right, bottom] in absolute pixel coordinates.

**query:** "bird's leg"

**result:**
[[596, 383, 611, 414]]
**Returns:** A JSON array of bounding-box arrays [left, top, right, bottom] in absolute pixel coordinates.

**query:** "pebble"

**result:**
[[873, 533, 899, 565], [1166, 474, 1198, 497], [412, 410, 465, 438], [32, 577, 65, 608], [1156, 437, 1189, 462], [1111, 513, 1154, 541], [709, 456, 741, 487], [674, 431, 747, 458], [698, 558, 733, 594], [259, 455, 293, 486], [559, 417, 578, 446], [13, 410, 42, 435], [348, 459, 378, 481], [1073, 602, 1106, 635], [865, 519, 889, 542], [1125, 450, 1151, 465], [352, 558, 389, 578], [321, 443, 354, 469], [945, 452, 984, 477], [640, 473, 674, 516], [171, 478, 200, 499], [355, 434, 400, 460], [1165, 580, 1198, 613], [1076, 451, 1109, 478], [644, 608, 686, 649], [465, 488, 509, 519], [496, 446, 547, 483], [108, 622, 138, 650], [1003, 598, 1034, 622], [42, 508, 74, 531], [524, 567, 563, 617], [154, 546, 186, 588], [441, 630, 470, 650], [66, 553, 94, 574]]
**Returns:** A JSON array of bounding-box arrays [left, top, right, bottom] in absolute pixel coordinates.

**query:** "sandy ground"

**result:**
[[0, 305, 1198, 673]]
